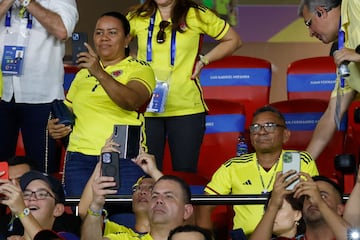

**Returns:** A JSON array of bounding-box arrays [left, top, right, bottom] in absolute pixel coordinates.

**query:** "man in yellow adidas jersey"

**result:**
[[82, 174, 193, 240], [196, 105, 319, 237]]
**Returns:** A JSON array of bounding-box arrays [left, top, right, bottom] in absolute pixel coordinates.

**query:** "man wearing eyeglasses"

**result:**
[[196, 106, 319, 237], [297, 0, 360, 161], [0, 170, 77, 240]]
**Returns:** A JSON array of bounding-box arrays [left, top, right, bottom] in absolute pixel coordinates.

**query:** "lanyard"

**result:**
[[5, 7, 33, 29], [256, 158, 280, 194], [146, 13, 176, 66], [338, 22, 345, 88]]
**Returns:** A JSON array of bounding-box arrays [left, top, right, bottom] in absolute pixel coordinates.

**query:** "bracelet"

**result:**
[[16, 208, 30, 219], [22, 0, 32, 7], [199, 54, 209, 66], [87, 207, 108, 218], [87, 207, 103, 216]]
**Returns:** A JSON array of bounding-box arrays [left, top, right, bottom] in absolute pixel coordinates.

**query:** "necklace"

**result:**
[[256, 158, 280, 194]]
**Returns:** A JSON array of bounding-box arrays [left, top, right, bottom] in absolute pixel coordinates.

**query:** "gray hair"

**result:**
[[297, 0, 341, 17]]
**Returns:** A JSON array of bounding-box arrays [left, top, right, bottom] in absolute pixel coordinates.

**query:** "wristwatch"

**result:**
[[16, 207, 30, 219], [22, 0, 32, 7]]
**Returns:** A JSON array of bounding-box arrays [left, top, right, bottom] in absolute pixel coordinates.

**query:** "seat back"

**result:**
[[63, 64, 79, 93], [200, 55, 271, 128], [162, 99, 246, 185], [287, 56, 336, 101], [270, 99, 346, 179]]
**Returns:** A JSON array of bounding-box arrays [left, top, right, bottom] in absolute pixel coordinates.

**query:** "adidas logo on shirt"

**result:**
[[243, 179, 252, 185]]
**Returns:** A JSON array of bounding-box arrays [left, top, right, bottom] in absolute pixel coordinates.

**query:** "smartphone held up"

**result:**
[[282, 151, 301, 190]]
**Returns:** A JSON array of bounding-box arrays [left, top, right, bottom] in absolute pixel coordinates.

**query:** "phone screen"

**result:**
[[71, 32, 88, 65]]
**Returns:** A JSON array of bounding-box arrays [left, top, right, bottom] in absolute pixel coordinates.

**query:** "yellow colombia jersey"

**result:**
[[205, 150, 319, 236], [105, 231, 153, 240], [330, 0, 360, 96], [65, 56, 155, 155], [104, 220, 138, 236], [127, 6, 230, 117]]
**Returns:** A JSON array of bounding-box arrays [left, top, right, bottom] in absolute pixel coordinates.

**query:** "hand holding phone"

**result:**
[[72, 32, 88, 65], [282, 152, 301, 190], [101, 152, 120, 191]]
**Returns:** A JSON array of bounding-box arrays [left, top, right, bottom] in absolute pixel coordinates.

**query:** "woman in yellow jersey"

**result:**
[[47, 12, 155, 199], [127, 0, 242, 173]]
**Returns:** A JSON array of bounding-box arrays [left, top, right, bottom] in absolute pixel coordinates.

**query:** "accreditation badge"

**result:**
[[146, 69, 171, 113]]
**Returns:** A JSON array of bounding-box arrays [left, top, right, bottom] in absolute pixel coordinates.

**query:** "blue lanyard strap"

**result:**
[[338, 22, 345, 88], [5, 7, 33, 29], [146, 13, 176, 66]]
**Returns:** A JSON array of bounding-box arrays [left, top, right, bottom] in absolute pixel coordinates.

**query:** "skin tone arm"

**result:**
[[195, 195, 216, 230], [78, 138, 163, 219], [0, 0, 14, 19], [0, 180, 42, 240], [25, 0, 69, 40], [333, 48, 360, 65], [249, 171, 298, 240], [294, 172, 350, 240], [77, 43, 151, 112], [343, 165, 360, 227], [306, 90, 355, 160], [191, 26, 242, 79]]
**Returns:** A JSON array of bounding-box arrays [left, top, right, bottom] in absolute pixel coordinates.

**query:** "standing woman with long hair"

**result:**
[[127, 0, 242, 172]]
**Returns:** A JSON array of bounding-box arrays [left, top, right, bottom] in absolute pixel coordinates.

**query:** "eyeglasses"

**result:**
[[132, 184, 153, 193], [157, 21, 170, 44], [304, 12, 316, 28], [23, 190, 55, 201], [249, 122, 286, 134]]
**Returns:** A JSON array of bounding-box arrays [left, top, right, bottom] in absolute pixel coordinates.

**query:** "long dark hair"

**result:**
[[127, 0, 206, 33]]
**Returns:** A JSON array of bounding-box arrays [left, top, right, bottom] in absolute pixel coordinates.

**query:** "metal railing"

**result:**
[[65, 194, 350, 206]]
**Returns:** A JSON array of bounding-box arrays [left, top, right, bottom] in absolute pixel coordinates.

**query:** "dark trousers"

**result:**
[[145, 113, 206, 172], [0, 98, 58, 173]]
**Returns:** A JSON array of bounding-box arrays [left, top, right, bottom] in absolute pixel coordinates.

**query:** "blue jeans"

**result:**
[[64, 151, 145, 197]]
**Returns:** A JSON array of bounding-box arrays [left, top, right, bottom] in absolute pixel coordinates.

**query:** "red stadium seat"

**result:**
[[287, 56, 336, 101], [270, 99, 346, 180], [15, 131, 25, 156], [286, 56, 357, 192], [200, 55, 272, 129]]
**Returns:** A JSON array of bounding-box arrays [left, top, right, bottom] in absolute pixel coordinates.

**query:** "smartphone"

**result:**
[[71, 32, 88, 65], [0, 161, 9, 180], [101, 152, 120, 190], [282, 151, 301, 190], [113, 125, 141, 159]]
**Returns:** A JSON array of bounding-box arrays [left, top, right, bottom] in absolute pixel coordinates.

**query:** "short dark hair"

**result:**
[[100, 11, 130, 36], [253, 105, 287, 127], [168, 225, 214, 240], [312, 175, 343, 202], [7, 155, 38, 170], [155, 175, 191, 204]]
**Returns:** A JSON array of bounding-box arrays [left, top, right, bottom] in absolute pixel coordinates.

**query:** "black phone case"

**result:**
[[101, 152, 120, 190], [72, 32, 88, 65]]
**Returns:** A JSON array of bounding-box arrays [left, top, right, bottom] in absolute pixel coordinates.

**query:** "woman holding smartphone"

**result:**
[[47, 12, 155, 198]]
